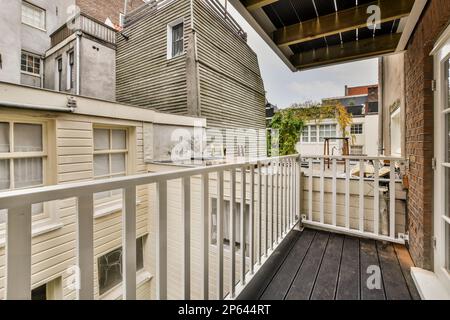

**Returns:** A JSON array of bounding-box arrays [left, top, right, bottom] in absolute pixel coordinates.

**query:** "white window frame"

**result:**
[[119, 13, 125, 28], [93, 126, 129, 218], [21, 1, 46, 31], [319, 124, 337, 142], [56, 56, 63, 91], [431, 28, 450, 295], [97, 235, 148, 298], [21, 51, 42, 77], [66, 50, 74, 90], [0, 119, 60, 242], [350, 123, 364, 135], [31, 277, 63, 300], [167, 18, 185, 60]]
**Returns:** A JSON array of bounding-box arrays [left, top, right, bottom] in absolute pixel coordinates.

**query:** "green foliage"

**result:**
[[269, 100, 353, 156], [270, 109, 304, 156]]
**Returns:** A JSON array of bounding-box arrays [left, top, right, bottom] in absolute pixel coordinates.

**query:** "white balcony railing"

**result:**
[[300, 155, 408, 244], [0, 155, 300, 300]]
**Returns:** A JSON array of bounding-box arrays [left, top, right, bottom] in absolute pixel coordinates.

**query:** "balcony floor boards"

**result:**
[[237, 228, 420, 300]]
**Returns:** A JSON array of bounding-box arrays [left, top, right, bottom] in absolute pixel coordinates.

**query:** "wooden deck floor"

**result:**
[[238, 229, 420, 300]]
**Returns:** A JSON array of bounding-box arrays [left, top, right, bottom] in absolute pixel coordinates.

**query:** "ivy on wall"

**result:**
[[269, 101, 353, 156]]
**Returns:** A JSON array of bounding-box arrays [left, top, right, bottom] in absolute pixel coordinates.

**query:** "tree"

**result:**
[[270, 108, 304, 156]]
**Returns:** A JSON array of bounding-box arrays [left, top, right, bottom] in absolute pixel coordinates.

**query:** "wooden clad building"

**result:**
[[116, 0, 267, 158]]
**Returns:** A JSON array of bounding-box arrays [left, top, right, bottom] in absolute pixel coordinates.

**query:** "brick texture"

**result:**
[[404, 0, 450, 269], [76, 0, 144, 26]]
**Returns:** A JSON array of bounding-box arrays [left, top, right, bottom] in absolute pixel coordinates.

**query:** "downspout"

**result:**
[[124, 0, 128, 15], [378, 57, 384, 156], [76, 31, 81, 95]]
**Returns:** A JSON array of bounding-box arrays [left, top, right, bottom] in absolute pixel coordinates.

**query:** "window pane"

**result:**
[[136, 237, 144, 271], [14, 123, 43, 152], [111, 154, 125, 174], [0, 160, 9, 190], [14, 158, 43, 188], [94, 129, 110, 151], [112, 130, 126, 150], [302, 127, 309, 142], [32, 203, 44, 216], [94, 154, 109, 177], [98, 247, 123, 295], [446, 114, 449, 163], [0, 123, 10, 152], [31, 284, 47, 300]]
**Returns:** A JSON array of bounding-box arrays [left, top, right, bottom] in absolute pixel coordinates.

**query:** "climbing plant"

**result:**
[[270, 108, 304, 156], [269, 101, 353, 156]]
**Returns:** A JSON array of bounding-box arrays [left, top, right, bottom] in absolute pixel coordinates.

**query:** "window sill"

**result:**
[[0, 221, 64, 248], [94, 199, 142, 219], [166, 52, 186, 62], [100, 270, 153, 300], [20, 71, 41, 78]]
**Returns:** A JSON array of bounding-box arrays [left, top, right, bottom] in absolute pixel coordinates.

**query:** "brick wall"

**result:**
[[76, 0, 143, 26], [404, 0, 450, 269]]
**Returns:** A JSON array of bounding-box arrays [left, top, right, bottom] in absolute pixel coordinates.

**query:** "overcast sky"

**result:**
[[227, 4, 379, 109]]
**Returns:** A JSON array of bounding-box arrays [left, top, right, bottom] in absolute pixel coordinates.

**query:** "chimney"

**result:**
[[345, 85, 348, 96]]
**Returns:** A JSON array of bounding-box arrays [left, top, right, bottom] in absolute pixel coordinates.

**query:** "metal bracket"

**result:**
[[399, 232, 409, 243], [432, 158, 437, 170]]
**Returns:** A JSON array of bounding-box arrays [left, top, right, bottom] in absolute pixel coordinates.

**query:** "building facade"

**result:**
[[297, 85, 380, 157], [116, 0, 268, 158]]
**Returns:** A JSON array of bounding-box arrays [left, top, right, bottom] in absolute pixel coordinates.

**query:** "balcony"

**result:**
[[0, 154, 418, 300], [50, 13, 116, 48]]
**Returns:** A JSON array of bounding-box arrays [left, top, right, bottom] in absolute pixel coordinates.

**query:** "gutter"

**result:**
[[76, 31, 81, 95], [0, 99, 76, 113]]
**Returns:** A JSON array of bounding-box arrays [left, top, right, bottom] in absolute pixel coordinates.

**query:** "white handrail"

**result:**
[[1, 155, 301, 300]]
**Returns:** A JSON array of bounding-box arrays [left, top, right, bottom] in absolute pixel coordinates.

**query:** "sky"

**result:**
[[226, 3, 379, 109]]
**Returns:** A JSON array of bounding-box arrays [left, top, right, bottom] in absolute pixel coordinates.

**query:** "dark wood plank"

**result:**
[[360, 239, 386, 300], [336, 236, 360, 300], [377, 242, 411, 300], [236, 230, 301, 300], [260, 229, 316, 300], [393, 244, 421, 300], [310, 233, 344, 300], [285, 231, 330, 300]]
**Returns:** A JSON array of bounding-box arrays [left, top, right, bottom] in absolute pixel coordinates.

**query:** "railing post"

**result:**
[[201, 173, 209, 299], [374, 161, 380, 235], [240, 166, 246, 286], [345, 159, 350, 229], [320, 158, 325, 224], [275, 160, 279, 243], [389, 162, 396, 239], [77, 194, 94, 300], [229, 169, 236, 298], [332, 159, 337, 226], [6, 204, 32, 300], [123, 186, 137, 300], [156, 181, 167, 300], [216, 170, 224, 299], [359, 160, 365, 232], [308, 158, 313, 221], [264, 162, 269, 257], [249, 164, 255, 274], [182, 177, 191, 300], [257, 162, 262, 265]]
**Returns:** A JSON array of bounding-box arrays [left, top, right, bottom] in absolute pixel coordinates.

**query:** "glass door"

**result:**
[[433, 34, 450, 293]]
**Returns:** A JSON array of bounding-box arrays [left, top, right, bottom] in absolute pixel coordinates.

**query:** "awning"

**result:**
[[230, 0, 428, 71]]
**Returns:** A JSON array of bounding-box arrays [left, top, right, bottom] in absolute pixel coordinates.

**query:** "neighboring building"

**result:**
[[298, 85, 379, 156], [0, 81, 206, 300], [116, 0, 267, 158], [265, 102, 277, 126], [0, 0, 140, 100]]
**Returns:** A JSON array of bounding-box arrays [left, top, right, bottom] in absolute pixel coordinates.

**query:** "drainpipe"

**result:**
[[76, 31, 81, 95], [378, 57, 384, 156], [124, 0, 128, 15]]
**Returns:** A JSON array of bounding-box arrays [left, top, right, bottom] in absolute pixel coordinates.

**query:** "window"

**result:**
[[98, 236, 146, 295], [351, 123, 363, 135], [56, 57, 62, 91], [93, 128, 128, 210], [22, 1, 46, 30], [211, 198, 250, 255], [319, 124, 337, 142], [301, 126, 309, 143], [31, 278, 62, 300], [167, 20, 184, 59], [67, 51, 74, 90], [0, 122, 47, 231], [21, 51, 41, 76], [119, 13, 125, 28]]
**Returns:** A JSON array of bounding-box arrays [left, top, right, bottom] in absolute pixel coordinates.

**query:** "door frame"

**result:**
[[431, 23, 450, 294]]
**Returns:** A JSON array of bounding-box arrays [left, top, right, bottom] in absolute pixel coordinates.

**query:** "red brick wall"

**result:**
[[404, 0, 450, 269], [76, 0, 143, 26], [346, 85, 369, 96]]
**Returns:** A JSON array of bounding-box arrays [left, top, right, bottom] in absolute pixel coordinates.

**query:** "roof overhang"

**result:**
[[229, 0, 428, 72]]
